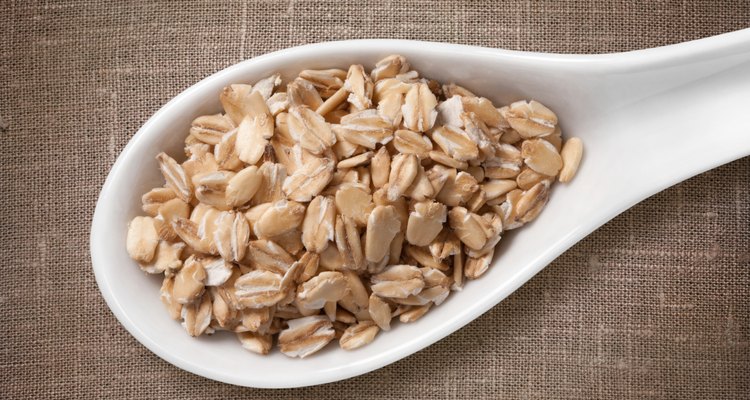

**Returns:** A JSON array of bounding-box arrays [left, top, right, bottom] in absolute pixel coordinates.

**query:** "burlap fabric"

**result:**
[[2, 1, 748, 398]]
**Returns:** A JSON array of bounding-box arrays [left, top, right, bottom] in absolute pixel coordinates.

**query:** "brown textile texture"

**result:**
[[2, 1, 749, 398]]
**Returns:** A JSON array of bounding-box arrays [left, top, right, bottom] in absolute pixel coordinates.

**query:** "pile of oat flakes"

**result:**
[[126, 55, 583, 357]]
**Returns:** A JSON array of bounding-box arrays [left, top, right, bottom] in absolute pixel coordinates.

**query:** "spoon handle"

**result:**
[[582, 29, 750, 210]]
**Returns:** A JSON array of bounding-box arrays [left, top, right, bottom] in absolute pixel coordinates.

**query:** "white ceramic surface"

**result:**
[[91, 30, 750, 388]]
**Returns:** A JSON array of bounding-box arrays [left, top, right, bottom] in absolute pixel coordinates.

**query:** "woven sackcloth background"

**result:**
[[2, 1, 749, 399]]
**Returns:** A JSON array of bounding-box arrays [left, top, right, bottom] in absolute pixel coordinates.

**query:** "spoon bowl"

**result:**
[[91, 30, 750, 388]]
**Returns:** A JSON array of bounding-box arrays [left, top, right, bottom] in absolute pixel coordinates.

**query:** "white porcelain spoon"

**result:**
[[90, 29, 750, 388]]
